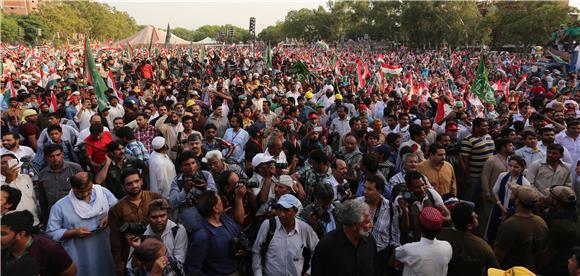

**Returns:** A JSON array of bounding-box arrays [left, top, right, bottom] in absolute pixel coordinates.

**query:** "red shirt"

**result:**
[[141, 64, 154, 79], [84, 131, 112, 165]]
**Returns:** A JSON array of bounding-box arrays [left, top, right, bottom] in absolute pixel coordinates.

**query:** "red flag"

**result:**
[[49, 91, 58, 112], [434, 97, 445, 123], [515, 73, 527, 90], [356, 60, 365, 88], [6, 79, 17, 98]]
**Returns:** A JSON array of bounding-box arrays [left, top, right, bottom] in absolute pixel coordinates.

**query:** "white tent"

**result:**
[[113, 25, 190, 46], [196, 37, 218, 44]]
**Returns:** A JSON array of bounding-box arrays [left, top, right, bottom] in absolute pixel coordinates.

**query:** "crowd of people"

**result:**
[[1, 40, 580, 276]]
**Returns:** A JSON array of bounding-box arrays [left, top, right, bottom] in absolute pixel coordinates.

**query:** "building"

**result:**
[[1, 0, 46, 15]]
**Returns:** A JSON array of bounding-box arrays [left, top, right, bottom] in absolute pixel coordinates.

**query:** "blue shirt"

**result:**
[[185, 214, 241, 275], [169, 171, 217, 232], [222, 128, 249, 163]]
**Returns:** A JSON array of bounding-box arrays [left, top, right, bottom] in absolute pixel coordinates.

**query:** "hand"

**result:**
[[76, 227, 92, 238], [126, 234, 141, 248], [398, 198, 409, 214], [98, 216, 108, 230], [235, 184, 247, 198], [104, 154, 112, 165], [151, 256, 169, 275], [194, 179, 207, 191], [4, 164, 19, 183], [182, 180, 195, 193], [307, 212, 319, 226]]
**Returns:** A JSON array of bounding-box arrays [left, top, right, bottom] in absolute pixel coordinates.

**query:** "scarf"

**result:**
[[498, 173, 523, 205], [68, 184, 109, 219]]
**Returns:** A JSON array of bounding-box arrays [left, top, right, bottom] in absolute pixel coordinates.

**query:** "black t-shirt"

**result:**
[[438, 228, 499, 276], [245, 139, 262, 161], [1, 235, 73, 276]]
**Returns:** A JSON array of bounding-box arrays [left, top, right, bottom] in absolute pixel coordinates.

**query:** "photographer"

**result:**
[[216, 170, 257, 228], [205, 150, 247, 183], [169, 151, 217, 233], [299, 183, 337, 238], [395, 171, 450, 244], [252, 194, 319, 276], [185, 188, 247, 276], [128, 235, 185, 276]]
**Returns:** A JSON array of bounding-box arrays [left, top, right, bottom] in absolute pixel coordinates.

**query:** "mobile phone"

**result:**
[[7, 159, 18, 168]]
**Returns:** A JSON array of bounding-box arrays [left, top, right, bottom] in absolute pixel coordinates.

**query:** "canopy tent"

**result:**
[[196, 37, 218, 44], [113, 25, 190, 46]]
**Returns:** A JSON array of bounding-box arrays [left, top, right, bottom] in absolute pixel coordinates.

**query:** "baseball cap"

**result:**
[[248, 123, 266, 136], [275, 194, 302, 210], [151, 136, 166, 150], [276, 175, 296, 193], [251, 153, 274, 168], [487, 267, 535, 276], [508, 182, 541, 206], [308, 113, 318, 120], [374, 144, 391, 155], [419, 206, 443, 231], [454, 101, 464, 108], [546, 185, 576, 204]]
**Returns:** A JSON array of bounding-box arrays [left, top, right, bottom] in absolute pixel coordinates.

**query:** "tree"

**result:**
[[172, 27, 194, 41]]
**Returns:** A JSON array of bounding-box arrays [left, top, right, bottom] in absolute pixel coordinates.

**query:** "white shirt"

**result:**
[[537, 141, 573, 164], [106, 104, 125, 128], [127, 220, 188, 268], [555, 131, 580, 164], [1, 174, 40, 226], [149, 151, 177, 198], [251, 217, 319, 276], [0, 146, 35, 162], [75, 108, 96, 131], [492, 172, 531, 208], [395, 237, 452, 276]]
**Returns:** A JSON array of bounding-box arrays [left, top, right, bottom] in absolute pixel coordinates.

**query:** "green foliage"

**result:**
[[190, 24, 250, 43], [172, 27, 194, 41], [257, 0, 573, 47]]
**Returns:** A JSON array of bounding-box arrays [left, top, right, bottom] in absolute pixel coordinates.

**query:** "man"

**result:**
[[358, 174, 400, 275], [169, 151, 217, 233], [399, 124, 427, 163], [19, 109, 40, 151], [311, 199, 377, 276], [381, 114, 399, 136], [329, 159, 352, 202], [111, 117, 125, 140], [1, 211, 77, 276], [155, 112, 185, 161], [1, 153, 40, 227], [460, 118, 495, 202], [189, 104, 207, 133], [295, 149, 333, 204], [539, 186, 580, 276], [37, 144, 83, 224], [0, 185, 20, 216], [140, 199, 187, 264], [394, 113, 411, 143], [206, 103, 229, 138], [114, 126, 150, 162], [437, 203, 499, 276], [252, 194, 319, 276], [555, 120, 580, 184], [538, 127, 573, 164], [32, 124, 79, 171], [395, 207, 452, 276], [205, 150, 246, 183], [418, 143, 457, 196], [134, 112, 159, 153], [494, 183, 548, 271], [480, 138, 514, 235], [84, 124, 113, 172], [528, 144, 572, 194], [222, 114, 250, 165], [106, 96, 125, 128], [0, 132, 34, 162], [300, 183, 337, 238], [336, 134, 363, 184], [75, 98, 96, 131], [329, 105, 351, 138], [396, 171, 451, 243], [108, 168, 162, 275], [46, 172, 117, 276], [244, 123, 266, 173], [261, 100, 277, 130], [75, 114, 111, 146], [149, 137, 176, 198], [249, 153, 278, 216], [515, 130, 546, 169], [37, 112, 79, 147]]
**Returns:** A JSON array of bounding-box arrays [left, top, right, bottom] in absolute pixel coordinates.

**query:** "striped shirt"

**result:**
[[133, 125, 159, 153], [460, 134, 494, 178]]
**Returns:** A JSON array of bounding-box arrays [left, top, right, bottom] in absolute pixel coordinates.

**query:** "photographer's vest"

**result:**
[[404, 189, 435, 244]]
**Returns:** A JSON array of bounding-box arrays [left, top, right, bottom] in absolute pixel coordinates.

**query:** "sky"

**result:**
[[97, 0, 327, 33]]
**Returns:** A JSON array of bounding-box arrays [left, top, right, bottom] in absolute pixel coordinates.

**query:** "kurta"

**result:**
[[149, 151, 177, 198], [46, 186, 118, 276]]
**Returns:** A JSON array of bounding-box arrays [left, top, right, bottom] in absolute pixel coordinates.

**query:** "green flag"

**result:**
[[291, 61, 310, 81], [148, 28, 158, 57], [471, 56, 496, 105], [262, 45, 272, 70], [84, 38, 109, 111], [165, 23, 171, 48]]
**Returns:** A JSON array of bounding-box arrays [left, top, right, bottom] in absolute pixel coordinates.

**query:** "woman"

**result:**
[[485, 155, 530, 243], [185, 188, 247, 276]]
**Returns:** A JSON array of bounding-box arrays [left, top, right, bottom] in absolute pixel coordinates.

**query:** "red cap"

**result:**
[[419, 206, 443, 231], [308, 113, 318, 120], [282, 119, 293, 125], [359, 104, 367, 111], [69, 96, 78, 102], [445, 122, 459, 132]]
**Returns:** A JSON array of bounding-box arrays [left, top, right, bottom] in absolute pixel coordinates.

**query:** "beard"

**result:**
[[358, 228, 371, 238], [3, 143, 15, 150]]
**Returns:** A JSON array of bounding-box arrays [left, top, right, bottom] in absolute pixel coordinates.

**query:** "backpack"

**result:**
[[260, 217, 277, 265]]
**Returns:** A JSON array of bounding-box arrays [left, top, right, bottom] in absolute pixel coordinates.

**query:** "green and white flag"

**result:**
[[84, 38, 109, 111], [471, 56, 496, 105]]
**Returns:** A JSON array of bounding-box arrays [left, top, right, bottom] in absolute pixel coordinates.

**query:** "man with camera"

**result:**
[[109, 168, 162, 276], [300, 182, 337, 238], [396, 171, 451, 244], [248, 153, 278, 209], [126, 198, 187, 272], [252, 194, 319, 276], [169, 151, 217, 233], [127, 235, 185, 276]]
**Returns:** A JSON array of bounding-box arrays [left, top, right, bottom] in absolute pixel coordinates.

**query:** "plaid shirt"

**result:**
[[134, 125, 159, 153], [125, 140, 150, 161]]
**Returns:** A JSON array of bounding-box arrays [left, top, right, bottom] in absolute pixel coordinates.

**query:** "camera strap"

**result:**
[[372, 200, 382, 225]]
